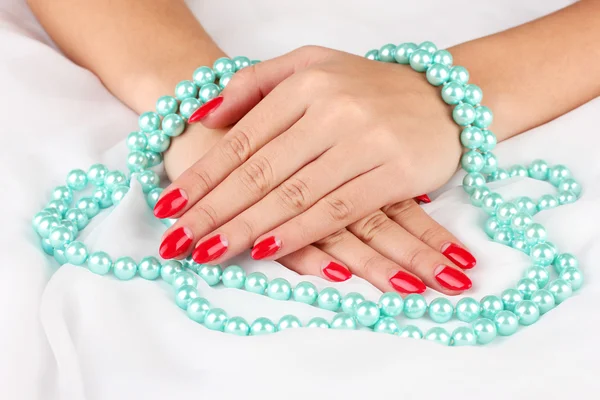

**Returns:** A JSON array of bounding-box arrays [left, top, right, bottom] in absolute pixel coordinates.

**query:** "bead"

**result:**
[[452, 103, 476, 126], [199, 83, 220, 103], [147, 130, 171, 153], [559, 267, 583, 291], [484, 217, 502, 238], [175, 285, 199, 310], [365, 49, 380, 61], [432, 49, 453, 66], [221, 265, 246, 288], [494, 310, 519, 336], [173, 271, 197, 289], [441, 82, 465, 105], [530, 242, 556, 266], [54, 249, 67, 265], [474, 105, 493, 129], [480, 129, 497, 152], [212, 57, 235, 78], [501, 289, 523, 312], [449, 66, 469, 84], [472, 318, 497, 344], [537, 194, 559, 211], [508, 164, 528, 178], [66, 169, 88, 191], [418, 41, 437, 54], [330, 313, 356, 330], [481, 192, 504, 215], [174, 80, 198, 100], [514, 300, 540, 326], [516, 278, 538, 300], [161, 113, 185, 137], [530, 289, 556, 314], [197, 264, 222, 286], [523, 266, 550, 289], [403, 294, 427, 319], [145, 151, 162, 167], [428, 297, 454, 323], [460, 126, 484, 149], [408, 49, 432, 72], [548, 279, 572, 304], [481, 152, 498, 174], [317, 287, 342, 311], [489, 168, 510, 182], [515, 196, 537, 215], [528, 159, 549, 180], [113, 256, 137, 280], [87, 251, 112, 275], [267, 278, 292, 301], [373, 317, 400, 335], [250, 317, 277, 335], [354, 300, 380, 327], [480, 295, 504, 319], [470, 186, 491, 207], [460, 150, 484, 173], [277, 315, 302, 330], [144, 187, 160, 207], [232, 56, 251, 71], [462, 172, 486, 194], [425, 327, 451, 346], [244, 272, 268, 294], [398, 325, 423, 340], [557, 178, 581, 197], [341, 292, 365, 314], [179, 98, 201, 119], [138, 111, 160, 133], [136, 170, 159, 193], [160, 260, 183, 284], [65, 241, 88, 265], [510, 211, 533, 232], [307, 317, 330, 329], [548, 165, 571, 186], [40, 238, 54, 255], [138, 256, 161, 280], [104, 171, 127, 191], [204, 308, 228, 331], [292, 281, 318, 304], [378, 43, 397, 62], [378, 292, 403, 317], [156, 95, 178, 116], [524, 223, 547, 245], [451, 327, 477, 346], [49, 225, 73, 250], [47, 199, 68, 217], [187, 297, 210, 323], [192, 66, 215, 86], [224, 317, 250, 336], [456, 297, 481, 322], [92, 186, 113, 208], [33, 211, 51, 230], [393, 42, 417, 64], [463, 84, 483, 106], [87, 164, 108, 186], [36, 215, 60, 238], [425, 63, 450, 86], [558, 190, 577, 205], [496, 202, 518, 224]]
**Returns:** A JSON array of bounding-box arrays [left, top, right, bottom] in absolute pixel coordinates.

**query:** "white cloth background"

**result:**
[[1, 0, 599, 399]]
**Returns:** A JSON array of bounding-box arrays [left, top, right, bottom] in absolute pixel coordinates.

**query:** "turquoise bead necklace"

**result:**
[[33, 42, 584, 345]]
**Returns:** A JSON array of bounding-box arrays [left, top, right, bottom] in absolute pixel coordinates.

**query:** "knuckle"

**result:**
[[236, 218, 255, 242], [354, 213, 392, 243], [238, 156, 273, 196], [315, 229, 348, 247], [360, 255, 387, 275], [276, 178, 311, 212], [418, 225, 446, 244], [192, 203, 219, 230], [298, 67, 331, 90], [221, 130, 253, 164], [323, 196, 354, 222], [407, 247, 430, 271], [187, 167, 212, 193], [383, 200, 417, 221]]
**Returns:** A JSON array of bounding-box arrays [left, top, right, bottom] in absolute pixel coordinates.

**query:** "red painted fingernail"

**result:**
[[442, 243, 477, 270], [322, 262, 352, 282], [389, 271, 426, 294], [251, 236, 281, 260], [153, 188, 188, 219], [415, 194, 431, 204], [435, 265, 472, 291], [188, 96, 224, 123], [159, 227, 193, 259], [192, 234, 228, 264]]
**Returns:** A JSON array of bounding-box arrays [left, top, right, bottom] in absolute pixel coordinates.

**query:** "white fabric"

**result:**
[[1, 0, 599, 399]]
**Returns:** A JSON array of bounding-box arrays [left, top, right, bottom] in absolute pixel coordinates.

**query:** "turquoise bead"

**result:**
[[179, 98, 201, 119], [530, 242, 556, 266], [277, 315, 302, 330], [557, 190, 577, 205], [212, 57, 235, 78], [494, 310, 519, 336], [233, 56, 251, 71], [428, 298, 454, 323], [378, 292, 403, 317], [173, 271, 197, 289], [516, 278, 538, 300], [501, 289, 523, 312], [455, 297, 481, 322], [54, 249, 67, 265], [224, 317, 250, 336], [418, 41, 437, 54], [126, 151, 148, 172], [481, 193, 504, 215], [341, 292, 365, 314], [372, 317, 400, 335], [365, 49, 380, 61], [560, 267, 583, 291], [452, 103, 476, 126], [307, 317, 330, 329], [159, 260, 183, 284], [424, 327, 451, 346], [187, 297, 210, 323], [547, 279, 572, 304], [354, 300, 380, 327], [432, 49, 452, 66], [87, 251, 112, 275], [378, 43, 397, 62], [462, 172, 486, 194], [175, 285, 199, 310], [137, 171, 159, 193], [145, 151, 162, 167], [484, 216, 503, 239], [524, 223, 547, 245], [460, 126, 484, 149], [548, 165, 571, 186], [441, 82, 465, 105], [480, 295, 504, 319], [250, 317, 277, 335], [66, 169, 88, 191], [510, 211, 533, 232], [104, 171, 127, 190], [530, 289, 556, 314], [496, 202, 518, 224], [449, 66, 469, 84], [493, 227, 513, 246], [509, 165, 528, 178], [174, 80, 198, 100], [474, 105, 493, 129], [463, 84, 483, 106], [330, 313, 356, 330], [47, 199, 68, 217], [65, 241, 88, 265], [393, 43, 417, 64], [199, 83, 220, 103], [204, 308, 228, 331], [267, 278, 292, 301], [514, 300, 540, 326], [403, 294, 427, 319], [409, 49, 432, 72], [40, 238, 53, 255], [138, 256, 161, 280], [472, 318, 497, 344], [470, 187, 491, 207], [244, 272, 268, 294], [481, 152, 498, 174], [528, 159, 549, 180], [425, 63, 450, 86], [198, 264, 222, 286], [192, 66, 215, 86], [144, 187, 160, 208], [87, 164, 108, 186], [451, 327, 477, 346], [49, 226, 73, 249], [293, 281, 318, 304], [33, 211, 51, 230], [460, 150, 484, 172], [138, 111, 160, 133], [156, 95, 178, 116], [221, 265, 246, 288], [147, 130, 171, 153], [536, 194, 559, 212], [161, 113, 185, 137], [113, 256, 137, 280], [480, 129, 497, 152], [515, 196, 537, 215], [558, 178, 581, 197], [60, 219, 78, 238], [36, 215, 60, 238], [523, 266, 550, 289], [92, 186, 113, 208], [398, 325, 423, 340], [317, 287, 342, 311]]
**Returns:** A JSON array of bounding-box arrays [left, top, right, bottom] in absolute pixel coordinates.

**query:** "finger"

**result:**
[[277, 245, 352, 283], [348, 211, 472, 294], [383, 200, 477, 269], [314, 229, 425, 294]]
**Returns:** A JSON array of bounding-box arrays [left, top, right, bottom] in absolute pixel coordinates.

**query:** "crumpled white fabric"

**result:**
[[2, 0, 599, 399]]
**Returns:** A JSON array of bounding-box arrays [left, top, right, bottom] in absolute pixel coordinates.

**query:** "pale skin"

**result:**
[[28, 0, 600, 295]]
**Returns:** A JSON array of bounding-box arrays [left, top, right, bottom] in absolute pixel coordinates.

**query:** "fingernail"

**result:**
[[322, 262, 352, 282], [159, 227, 193, 259], [441, 243, 477, 270], [435, 265, 472, 291], [188, 96, 224, 123], [415, 194, 431, 204], [192, 234, 228, 264], [251, 236, 281, 260], [153, 188, 188, 219], [389, 271, 426, 294]]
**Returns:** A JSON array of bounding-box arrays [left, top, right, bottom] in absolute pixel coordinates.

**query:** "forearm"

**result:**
[[27, 0, 226, 113], [450, 0, 600, 142]]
